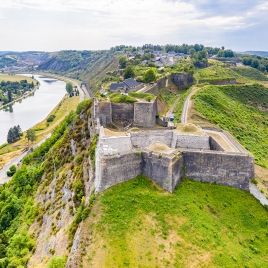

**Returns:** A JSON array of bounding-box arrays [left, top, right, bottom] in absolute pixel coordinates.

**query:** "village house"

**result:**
[[109, 78, 143, 92]]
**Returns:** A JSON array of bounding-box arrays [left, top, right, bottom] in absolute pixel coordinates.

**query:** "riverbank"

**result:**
[[0, 74, 38, 110], [0, 74, 82, 169], [0, 94, 79, 169]]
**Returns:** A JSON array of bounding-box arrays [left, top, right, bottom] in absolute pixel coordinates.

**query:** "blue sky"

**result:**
[[0, 0, 267, 51]]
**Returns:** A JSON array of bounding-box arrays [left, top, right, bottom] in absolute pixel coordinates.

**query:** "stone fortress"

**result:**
[[92, 95, 254, 193]]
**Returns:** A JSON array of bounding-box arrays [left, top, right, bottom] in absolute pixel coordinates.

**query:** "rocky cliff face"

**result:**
[[27, 100, 97, 268], [172, 73, 194, 89]]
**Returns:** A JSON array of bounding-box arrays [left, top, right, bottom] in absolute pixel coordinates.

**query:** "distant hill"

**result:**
[[239, 51, 268, 58], [0, 51, 50, 68], [38, 50, 119, 92]]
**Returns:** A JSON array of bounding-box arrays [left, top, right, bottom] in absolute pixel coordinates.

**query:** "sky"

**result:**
[[0, 0, 267, 52]]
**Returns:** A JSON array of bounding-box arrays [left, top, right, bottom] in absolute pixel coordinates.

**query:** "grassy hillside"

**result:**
[[196, 63, 236, 83], [193, 84, 268, 167], [82, 176, 268, 267], [231, 67, 268, 81]]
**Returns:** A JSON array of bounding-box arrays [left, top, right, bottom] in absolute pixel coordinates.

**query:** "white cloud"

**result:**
[[0, 0, 267, 50]]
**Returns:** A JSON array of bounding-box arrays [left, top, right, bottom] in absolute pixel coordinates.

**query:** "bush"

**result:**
[[47, 114, 56, 123], [110, 94, 137, 103], [47, 256, 67, 268], [6, 165, 16, 177], [76, 99, 92, 115], [251, 178, 259, 185]]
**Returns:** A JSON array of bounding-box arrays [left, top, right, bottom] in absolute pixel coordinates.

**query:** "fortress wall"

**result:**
[[144, 85, 158, 95], [141, 152, 183, 193], [183, 151, 254, 191], [96, 152, 142, 192], [209, 136, 225, 151], [100, 136, 132, 153], [157, 77, 167, 90], [175, 134, 210, 150], [134, 99, 157, 128], [130, 131, 173, 148], [111, 103, 134, 119], [97, 101, 112, 124]]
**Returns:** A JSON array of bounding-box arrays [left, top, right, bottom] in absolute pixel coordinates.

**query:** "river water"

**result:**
[[0, 74, 66, 145]]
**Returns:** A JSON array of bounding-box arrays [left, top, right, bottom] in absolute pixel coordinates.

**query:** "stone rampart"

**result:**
[[156, 117, 168, 127], [142, 151, 183, 192], [173, 133, 210, 150], [209, 136, 225, 152], [97, 101, 112, 125], [100, 135, 132, 153], [134, 100, 157, 128], [111, 103, 134, 120], [95, 152, 142, 192], [183, 151, 254, 191], [130, 131, 173, 148]]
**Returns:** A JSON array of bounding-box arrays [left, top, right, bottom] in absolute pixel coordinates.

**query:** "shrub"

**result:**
[[110, 94, 137, 103], [47, 114, 56, 123], [47, 256, 67, 268], [6, 165, 16, 177], [251, 178, 259, 185]]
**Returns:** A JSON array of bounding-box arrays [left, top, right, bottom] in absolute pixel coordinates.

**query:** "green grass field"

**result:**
[[83, 176, 268, 267], [0, 74, 36, 84], [193, 84, 268, 167], [232, 67, 268, 81]]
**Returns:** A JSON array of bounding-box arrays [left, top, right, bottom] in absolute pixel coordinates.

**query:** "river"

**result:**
[[0, 74, 66, 145]]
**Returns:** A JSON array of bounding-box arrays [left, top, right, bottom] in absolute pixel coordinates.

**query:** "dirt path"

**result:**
[[166, 95, 180, 117]]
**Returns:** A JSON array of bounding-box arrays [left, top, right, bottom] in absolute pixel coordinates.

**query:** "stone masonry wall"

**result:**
[[183, 151, 254, 191], [134, 99, 157, 127], [97, 101, 112, 124], [209, 137, 225, 152], [130, 131, 173, 148], [95, 152, 142, 192], [100, 136, 132, 153], [111, 103, 134, 120], [174, 134, 210, 150], [142, 152, 183, 192]]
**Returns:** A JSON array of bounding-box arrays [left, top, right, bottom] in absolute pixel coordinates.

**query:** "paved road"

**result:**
[[0, 133, 51, 184], [181, 87, 199, 124]]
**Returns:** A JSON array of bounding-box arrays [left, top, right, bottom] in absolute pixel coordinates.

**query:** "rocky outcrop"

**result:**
[[172, 73, 194, 89]]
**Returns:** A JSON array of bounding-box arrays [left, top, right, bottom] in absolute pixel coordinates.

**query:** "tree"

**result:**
[[7, 89, 12, 103], [251, 59, 259, 69], [143, 69, 156, 83], [25, 129, 36, 144], [119, 56, 128, 68], [189, 48, 196, 58], [65, 82, 73, 96], [123, 66, 135, 79]]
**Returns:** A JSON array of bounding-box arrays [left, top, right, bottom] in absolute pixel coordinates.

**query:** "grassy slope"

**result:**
[[83, 176, 268, 268], [232, 67, 268, 81], [193, 84, 268, 167]]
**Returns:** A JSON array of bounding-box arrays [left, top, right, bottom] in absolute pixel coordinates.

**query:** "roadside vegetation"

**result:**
[[83, 176, 268, 267]]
